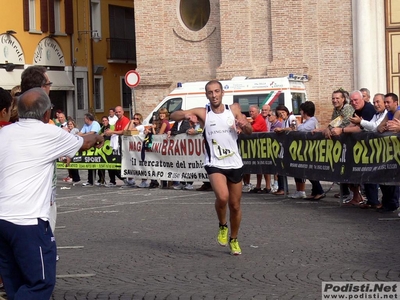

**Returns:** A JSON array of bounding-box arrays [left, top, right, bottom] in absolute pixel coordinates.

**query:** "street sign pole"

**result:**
[[124, 70, 140, 118], [131, 87, 136, 116]]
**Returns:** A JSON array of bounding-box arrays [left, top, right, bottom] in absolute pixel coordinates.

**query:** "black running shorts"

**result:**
[[204, 166, 243, 184]]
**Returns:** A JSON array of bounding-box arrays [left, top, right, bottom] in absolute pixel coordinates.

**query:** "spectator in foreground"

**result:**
[[0, 88, 104, 300], [0, 87, 13, 292]]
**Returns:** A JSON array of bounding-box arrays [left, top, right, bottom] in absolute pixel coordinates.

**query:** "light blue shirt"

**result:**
[[80, 121, 101, 134], [297, 116, 318, 132]]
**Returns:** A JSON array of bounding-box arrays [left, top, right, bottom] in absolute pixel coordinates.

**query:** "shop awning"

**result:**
[[47, 70, 74, 91], [0, 69, 23, 90]]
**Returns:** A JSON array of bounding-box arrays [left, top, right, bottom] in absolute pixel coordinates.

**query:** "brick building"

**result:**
[[133, 0, 398, 127], [0, 1, 399, 127]]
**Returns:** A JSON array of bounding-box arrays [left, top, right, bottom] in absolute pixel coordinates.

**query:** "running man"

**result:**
[[170, 80, 252, 255]]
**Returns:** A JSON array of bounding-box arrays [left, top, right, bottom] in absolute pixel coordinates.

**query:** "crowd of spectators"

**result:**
[[53, 88, 400, 216], [1, 68, 400, 298]]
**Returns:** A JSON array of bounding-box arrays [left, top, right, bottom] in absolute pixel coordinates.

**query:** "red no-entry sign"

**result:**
[[125, 70, 140, 88]]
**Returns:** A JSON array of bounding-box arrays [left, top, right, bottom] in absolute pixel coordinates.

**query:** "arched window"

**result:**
[[180, 0, 210, 31]]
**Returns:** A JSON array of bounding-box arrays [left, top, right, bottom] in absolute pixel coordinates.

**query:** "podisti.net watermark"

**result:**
[[322, 282, 399, 299]]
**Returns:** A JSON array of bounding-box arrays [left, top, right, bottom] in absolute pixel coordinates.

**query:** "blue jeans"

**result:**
[[380, 185, 400, 211], [309, 180, 324, 195], [364, 183, 379, 205]]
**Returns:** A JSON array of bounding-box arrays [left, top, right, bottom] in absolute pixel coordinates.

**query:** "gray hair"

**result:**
[[359, 88, 370, 97], [18, 88, 52, 120], [350, 90, 363, 99], [249, 105, 260, 111], [373, 93, 385, 101]]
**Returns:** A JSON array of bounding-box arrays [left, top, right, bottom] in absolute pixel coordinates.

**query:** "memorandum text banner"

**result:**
[[122, 134, 208, 182]]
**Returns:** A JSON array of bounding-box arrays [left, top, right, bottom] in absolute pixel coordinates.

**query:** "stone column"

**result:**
[[353, 0, 386, 94]]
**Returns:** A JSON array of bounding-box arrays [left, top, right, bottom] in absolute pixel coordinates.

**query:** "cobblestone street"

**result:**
[[2, 176, 399, 300]]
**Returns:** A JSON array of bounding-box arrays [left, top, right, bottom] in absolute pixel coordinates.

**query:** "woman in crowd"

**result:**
[[296, 101, 325, 200], [268, 110, 283, 191], [62, 119, 81, 184], [53, 109, 63, 126], [95, 116, 112, 186], [124, 112, 146, 136], [151, 107, 171, 135], [124, 113, 149, 188], [273, 105, 298, 195], [148, 108, 171, 188]]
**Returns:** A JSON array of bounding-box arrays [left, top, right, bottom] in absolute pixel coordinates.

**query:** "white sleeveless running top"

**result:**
[[203, 105, 243, 169]]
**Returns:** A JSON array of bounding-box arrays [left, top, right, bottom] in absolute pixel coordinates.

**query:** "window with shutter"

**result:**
[[108, 5, 136, 62]]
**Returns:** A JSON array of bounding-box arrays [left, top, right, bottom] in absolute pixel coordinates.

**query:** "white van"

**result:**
[[143, 75, 308, 125]]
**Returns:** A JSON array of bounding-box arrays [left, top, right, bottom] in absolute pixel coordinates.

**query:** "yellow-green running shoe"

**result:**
[[217, 224, 229, 246], [229, 238, 242, 255]]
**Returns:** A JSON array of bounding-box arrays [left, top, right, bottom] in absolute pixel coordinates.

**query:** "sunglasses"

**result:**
[[43, 81, 53, 86], [133, 117, 140, 120]]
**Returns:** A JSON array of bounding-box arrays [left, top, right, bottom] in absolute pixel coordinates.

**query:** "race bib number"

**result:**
[[212, 139, 235, 160]]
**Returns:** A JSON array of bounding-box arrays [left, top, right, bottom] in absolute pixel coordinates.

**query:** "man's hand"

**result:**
[[386, 118, 400, 132], [330, 127, 342, 136], [65, 156, 72, 167], [350, 114, 362, 125], [186, 128, 197, 135], [95, 136, 105, 148], [104, 129, 113, 136], [323, 128, 333, 139]]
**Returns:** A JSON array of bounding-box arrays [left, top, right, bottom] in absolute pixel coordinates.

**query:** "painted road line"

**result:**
[[57, 274, 96, 278]]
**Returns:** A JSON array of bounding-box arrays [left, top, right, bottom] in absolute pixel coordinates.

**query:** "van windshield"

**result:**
[[291, 92, 306, 115], [149, 97, 183, 123], [234, 93, 285, 117], [162, 97, 182, 114]]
